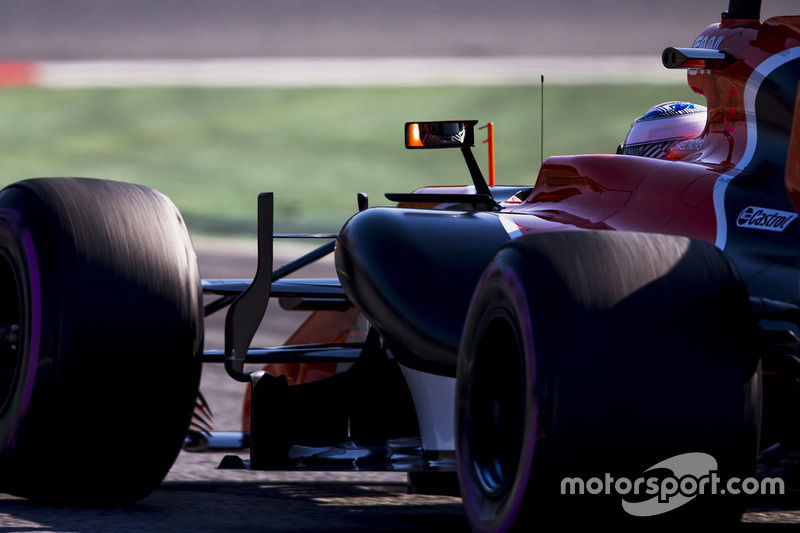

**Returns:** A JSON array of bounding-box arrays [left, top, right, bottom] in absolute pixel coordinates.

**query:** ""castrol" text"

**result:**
[[736, 206, 797, 232]]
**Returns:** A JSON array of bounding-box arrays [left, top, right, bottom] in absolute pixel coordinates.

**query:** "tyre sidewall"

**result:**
[[0, 195, 49, 459], [457, 246, 544, 533]]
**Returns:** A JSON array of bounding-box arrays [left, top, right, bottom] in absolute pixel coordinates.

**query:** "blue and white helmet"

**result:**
[[620, 101, 707, 159]]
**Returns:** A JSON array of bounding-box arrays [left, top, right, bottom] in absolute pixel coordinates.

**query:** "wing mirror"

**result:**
[[405, 120, 477, 149]]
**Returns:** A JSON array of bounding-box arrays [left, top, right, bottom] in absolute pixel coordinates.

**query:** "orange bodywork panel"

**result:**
[[241, 307, 363, 432]]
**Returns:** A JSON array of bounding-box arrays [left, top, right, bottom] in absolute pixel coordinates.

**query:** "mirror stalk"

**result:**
[[461, 147, 498, 210]]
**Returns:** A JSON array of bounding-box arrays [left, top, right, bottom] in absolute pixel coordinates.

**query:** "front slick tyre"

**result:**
[[456, 231, 761, 531], [0, 178, 203, 504]]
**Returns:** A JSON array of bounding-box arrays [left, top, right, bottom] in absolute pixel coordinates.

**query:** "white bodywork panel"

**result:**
[[400, 365, 456, 453]]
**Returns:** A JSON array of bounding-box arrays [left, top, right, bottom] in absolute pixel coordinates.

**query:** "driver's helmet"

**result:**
[[619, 101, 707, 159]]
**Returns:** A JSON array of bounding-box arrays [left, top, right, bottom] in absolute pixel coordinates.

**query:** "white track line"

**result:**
[[31, 56, 681, 88]]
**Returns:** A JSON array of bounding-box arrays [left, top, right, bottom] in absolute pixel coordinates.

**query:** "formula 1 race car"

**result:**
[[1, 0, 799, 529]]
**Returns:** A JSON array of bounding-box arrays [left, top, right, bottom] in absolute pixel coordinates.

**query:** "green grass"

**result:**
[[0, 84, 701, 234]]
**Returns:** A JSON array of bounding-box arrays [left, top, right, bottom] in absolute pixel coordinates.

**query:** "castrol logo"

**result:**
[[736, 207, 797, 232]]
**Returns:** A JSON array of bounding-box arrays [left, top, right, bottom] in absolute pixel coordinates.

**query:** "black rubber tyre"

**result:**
[[0, 178, 203, 504], [456, 231, 761, 531]]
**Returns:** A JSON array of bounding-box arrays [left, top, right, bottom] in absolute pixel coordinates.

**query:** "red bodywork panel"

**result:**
[[506, 155, 720, 243]]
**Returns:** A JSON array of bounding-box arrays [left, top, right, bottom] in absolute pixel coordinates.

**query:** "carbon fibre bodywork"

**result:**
[[336, 207, 512, 377]]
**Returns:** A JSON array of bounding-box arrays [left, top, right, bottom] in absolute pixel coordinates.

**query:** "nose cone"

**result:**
[[335, 207, 510, 376]]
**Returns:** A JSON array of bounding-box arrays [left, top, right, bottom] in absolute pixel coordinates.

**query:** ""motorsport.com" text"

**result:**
[[561, 472, 783, 502]]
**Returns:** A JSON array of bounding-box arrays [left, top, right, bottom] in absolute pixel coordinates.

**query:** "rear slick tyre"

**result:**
[[456, 231, 761, 531], [0, 178, 203, 504]]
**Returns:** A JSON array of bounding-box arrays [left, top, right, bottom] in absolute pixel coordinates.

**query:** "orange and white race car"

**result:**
[[2, 1, 800, 529]]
